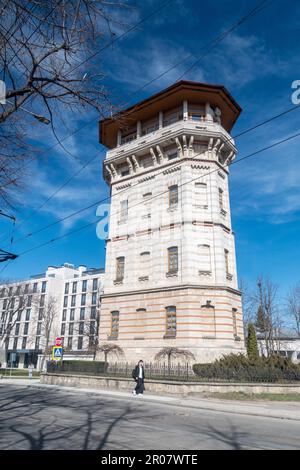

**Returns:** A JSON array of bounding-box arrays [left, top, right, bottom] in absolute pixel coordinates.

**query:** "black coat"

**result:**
[[134, 365, 145, 380]]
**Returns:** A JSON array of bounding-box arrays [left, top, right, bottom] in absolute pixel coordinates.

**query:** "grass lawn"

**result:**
[[203, 392, 300, 401]]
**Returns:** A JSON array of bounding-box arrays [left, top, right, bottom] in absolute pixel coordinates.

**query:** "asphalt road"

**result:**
[[0, 384, 300, 450]]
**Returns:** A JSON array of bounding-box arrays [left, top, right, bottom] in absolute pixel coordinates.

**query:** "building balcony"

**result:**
[[105, 117, 236, 162]]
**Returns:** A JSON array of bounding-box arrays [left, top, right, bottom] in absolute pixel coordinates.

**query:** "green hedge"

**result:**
[[47, 360, 108, 375], [192, 354, 300, 383]]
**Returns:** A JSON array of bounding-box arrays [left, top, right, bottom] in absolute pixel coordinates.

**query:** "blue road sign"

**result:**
[[52, 346, 63, 361]]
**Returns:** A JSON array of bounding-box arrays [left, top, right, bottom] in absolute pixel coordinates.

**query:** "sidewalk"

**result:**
[[1, 377, 300, 421]]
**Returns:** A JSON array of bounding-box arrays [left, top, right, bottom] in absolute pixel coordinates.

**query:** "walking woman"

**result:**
[[132, 359, 145, 396]]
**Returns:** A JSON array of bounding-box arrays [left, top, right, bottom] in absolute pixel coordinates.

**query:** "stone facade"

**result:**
[[99, 80, 245, 363]]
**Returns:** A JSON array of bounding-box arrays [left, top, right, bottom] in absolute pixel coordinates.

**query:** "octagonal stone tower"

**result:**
[[99, 80, 245, 363]]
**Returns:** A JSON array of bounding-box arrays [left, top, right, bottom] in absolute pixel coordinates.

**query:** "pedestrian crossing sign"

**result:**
[[52, 346, 63, 361]]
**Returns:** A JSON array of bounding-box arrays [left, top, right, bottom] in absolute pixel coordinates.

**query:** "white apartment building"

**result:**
[[99, 80, 245, 363], [0, 263, 104, 369]]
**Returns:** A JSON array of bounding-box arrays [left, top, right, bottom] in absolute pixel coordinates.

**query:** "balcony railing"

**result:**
[[106, 117, 235, 161]]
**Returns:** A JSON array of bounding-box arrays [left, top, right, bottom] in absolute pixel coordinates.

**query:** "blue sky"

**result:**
[[1, 0, 300, 297]]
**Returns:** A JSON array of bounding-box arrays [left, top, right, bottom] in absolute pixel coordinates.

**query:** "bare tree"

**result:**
[[0, 0, 131, 206], [251, 277, 283, 356], [97, 342, 124, 364], [239, 277, 254, 334], [155, 347, 195, 370], [34, 294, 59, 371], [287, 283, 300, 337], [0, 282, 38, 364]]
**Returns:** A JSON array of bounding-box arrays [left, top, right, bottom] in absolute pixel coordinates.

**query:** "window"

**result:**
[[120, 199, 128, 222], [110, 311, 119, 338], [33, 283, 38, 293], [195, 182, 208, 208], [25, 309, 31, 321], [35, 337, 40, 350], [15, 323, 20, 335], [22, 337, 27, 349], [3, 299, 7, 310], [82, 280, 87, 292], [36, 322, 42, 335], [92, 293, 97, 305], [8, 287, 13, 296], [16, 286, 21, 295], [62, 309, 67, 321], [92, 278, 98, 292], [67, 337, 73, 349], [79, 322, 84, 335], [81, 294, 86, 306], [38, 308, 44, 321], [224, 249, 230, 274], [0, 288, 5, 298], [78, 336, 83, 350], [198, 244, 211, 273], [168, 246, 178, 274], [169, 185, 178, 207], [40, 294, 45, 307], [23, 323, 29, 335], [68, 323, 74, 336], [165, 306, 176, 337], [71, 295, 76, 307], [139, 251, 150, 279], [10, 298, 15, 309], [218, 188, 224, 210], [41, 281, 47, 293], [70, 309, 75, 321], [116, 257, 125, 281], [27, 295, 32, 307], [90, 321, 96, 335], [91, 306, 96, 319], [167, 152, 178, 161], [232, 308, 238, 337], [13, 337, 18, 350], [72, 282, 77, 294], [61, 323, 66, 336], [80, 308, 85, 320], [65, 283, 69, 295], [63, 296, 68, 308], [24, 284, 29, 294], [17, 309, 22, 321]]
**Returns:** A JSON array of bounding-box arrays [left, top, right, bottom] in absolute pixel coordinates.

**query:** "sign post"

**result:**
[[52, 346, 63, 362]]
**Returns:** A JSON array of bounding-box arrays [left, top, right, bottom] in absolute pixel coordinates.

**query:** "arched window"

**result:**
[[165, 306, 176, 337]]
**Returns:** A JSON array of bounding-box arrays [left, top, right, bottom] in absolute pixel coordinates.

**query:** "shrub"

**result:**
[[47, 360, 108, 375], [247, 323, 259, 360], [192, 354, 300, 383]]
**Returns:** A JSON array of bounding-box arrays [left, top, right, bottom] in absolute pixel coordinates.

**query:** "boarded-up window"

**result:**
[[120, 199, 128, 222], [198, 244, 211, 273], [140, 252, 150, 277], [195, 182, 208, 208], [201, 302, 216, 338]]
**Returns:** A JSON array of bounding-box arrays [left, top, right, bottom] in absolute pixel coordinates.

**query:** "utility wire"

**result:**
[[0, 0, 274, 244], [14, 129, 300, 259], [2, 102, 299, 250]]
